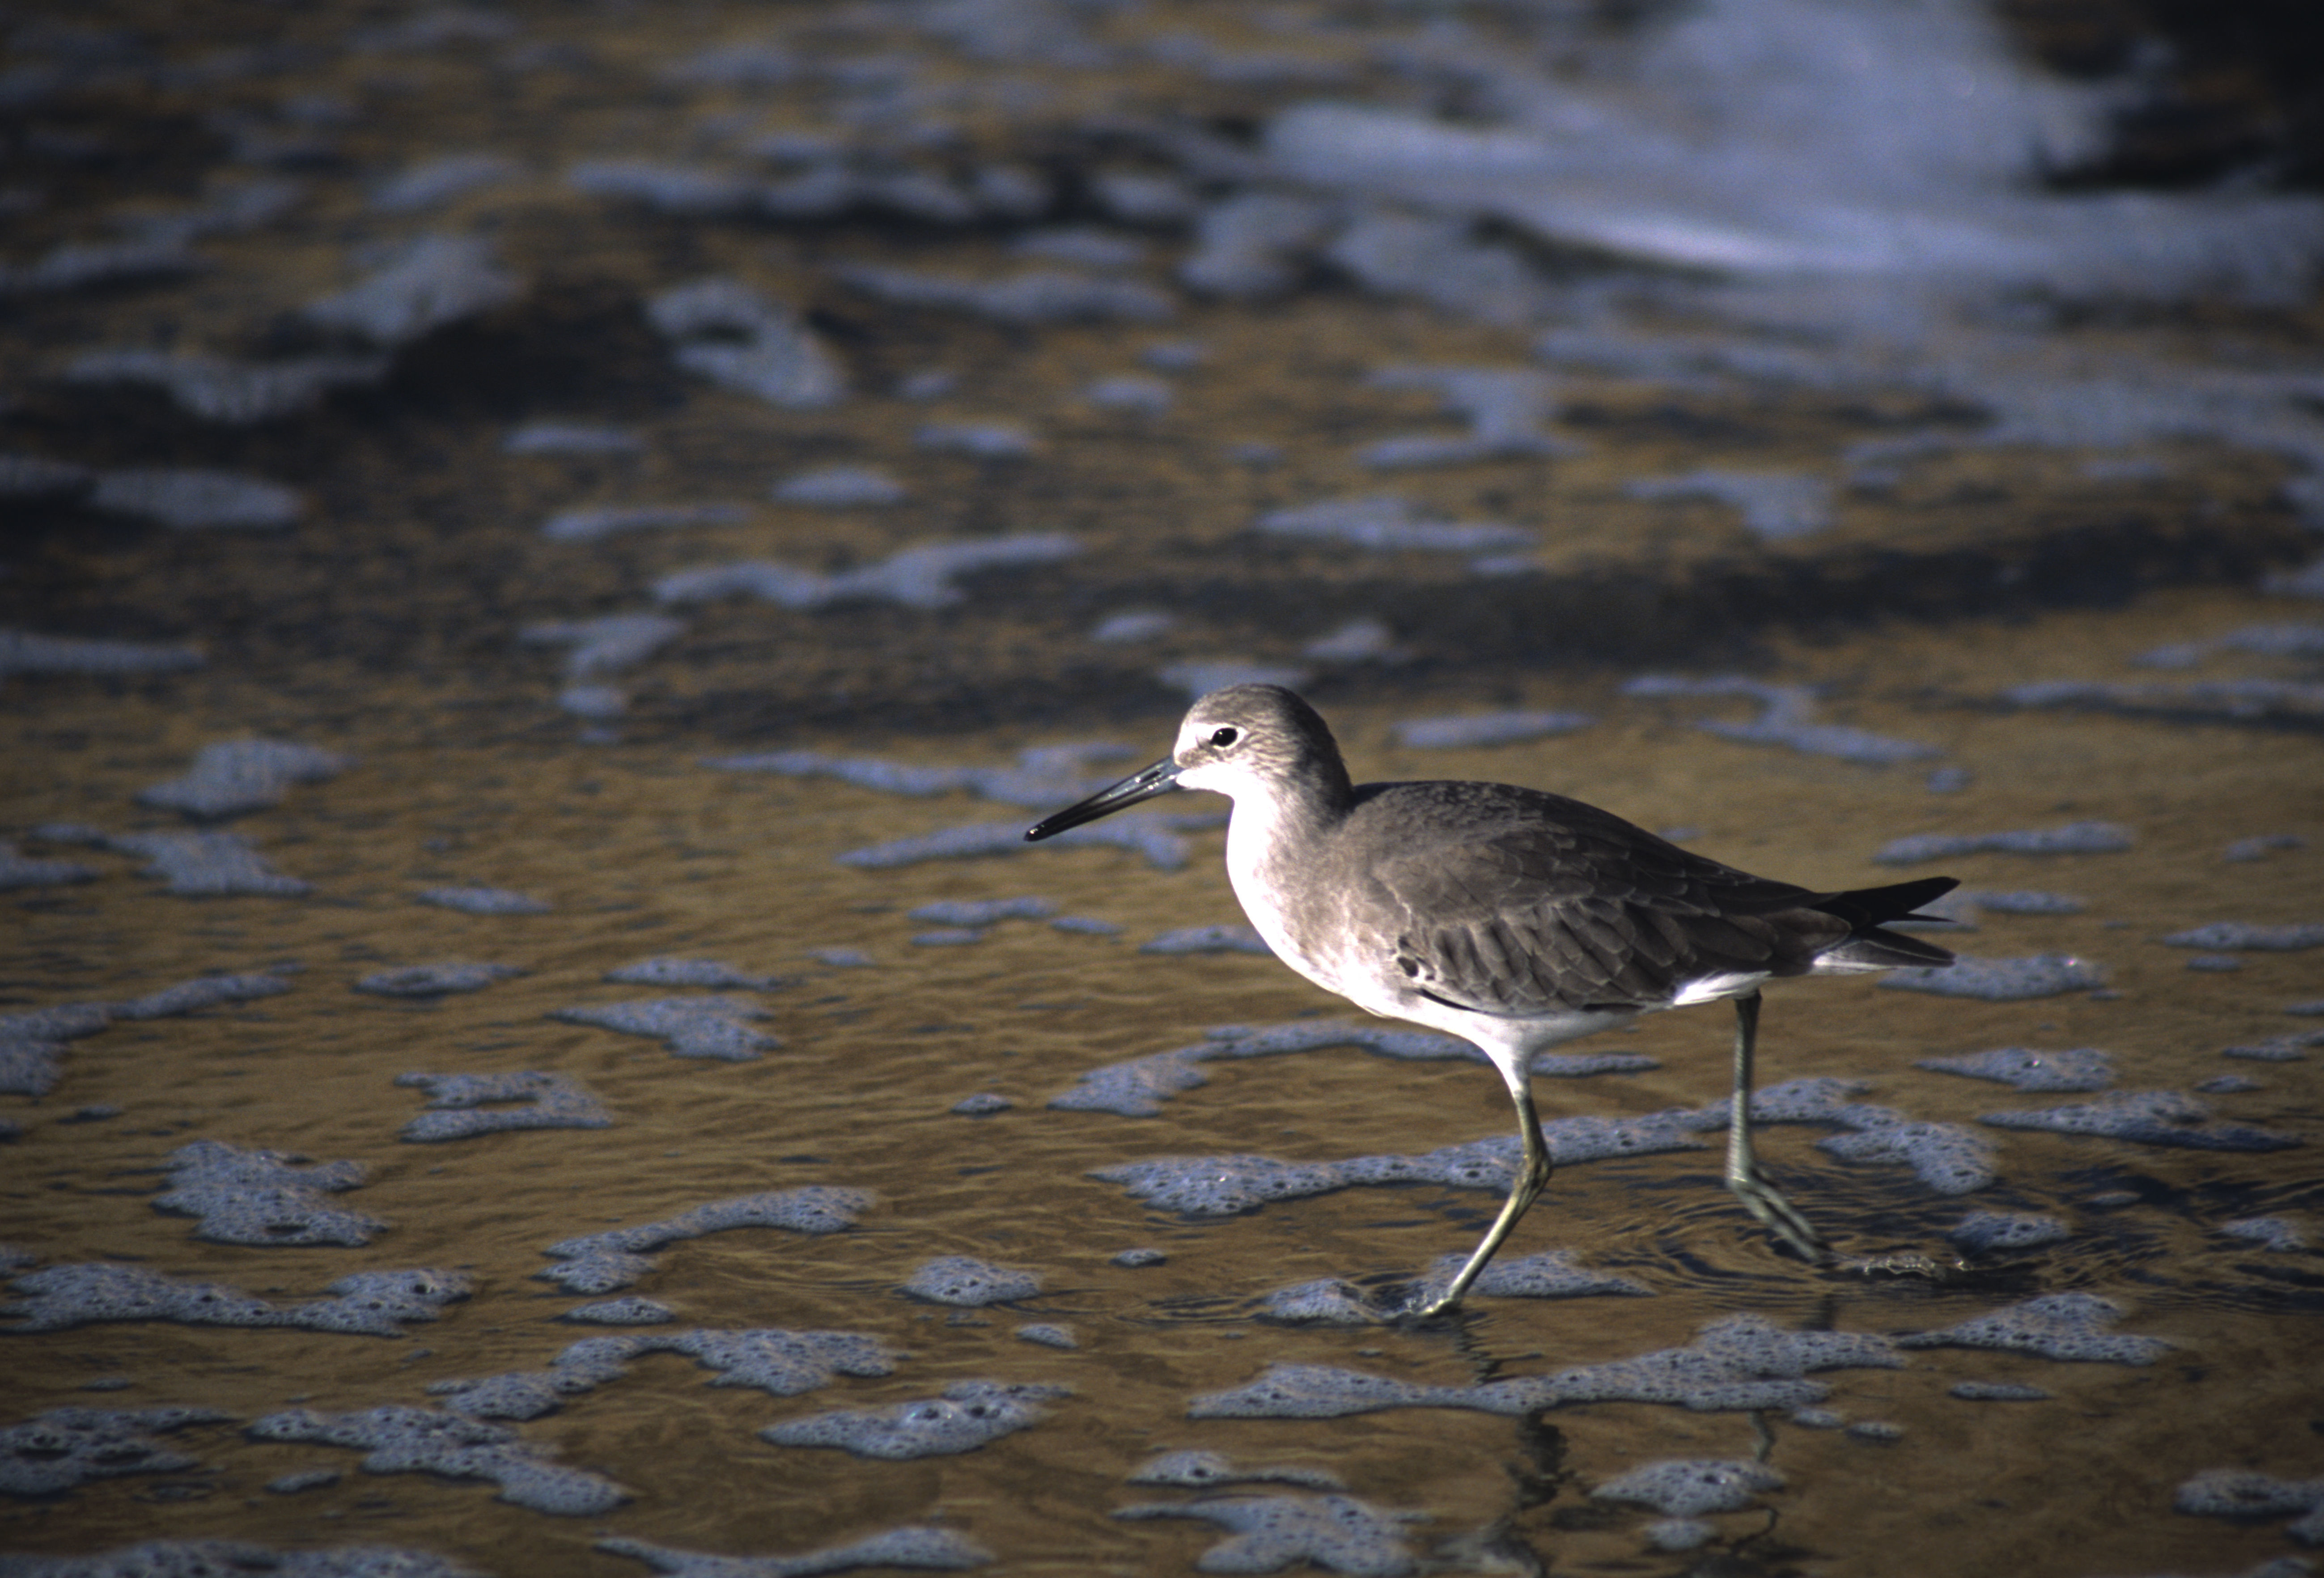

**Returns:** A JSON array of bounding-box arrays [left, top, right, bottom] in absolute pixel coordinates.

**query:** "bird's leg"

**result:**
[[1417, 1062, 1552, 1316], [1724, 990, 1831, 1264]]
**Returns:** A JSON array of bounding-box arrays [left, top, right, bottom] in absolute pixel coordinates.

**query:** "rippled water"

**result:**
[[8, 601, 2321, 1575], [5, 1, 2324, 1574]]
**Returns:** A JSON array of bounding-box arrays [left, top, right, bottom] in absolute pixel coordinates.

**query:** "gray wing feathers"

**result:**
[[1367, 792, 1847, 1016]]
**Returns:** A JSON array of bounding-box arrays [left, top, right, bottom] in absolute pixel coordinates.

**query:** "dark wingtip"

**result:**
[[1894, 875, 1961, 920], [1837, 875, 1961, 925]]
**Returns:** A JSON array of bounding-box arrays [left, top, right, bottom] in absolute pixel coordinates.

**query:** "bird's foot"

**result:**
[[1730, 1171, 1832, 1265], [1835, 1251, 1967, 1282], [1392, 1283, 1468, 1323]]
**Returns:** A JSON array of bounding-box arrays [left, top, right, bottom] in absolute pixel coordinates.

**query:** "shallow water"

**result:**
[[5, 1, 2324, 1574], [6, 596, 2321, 1575]]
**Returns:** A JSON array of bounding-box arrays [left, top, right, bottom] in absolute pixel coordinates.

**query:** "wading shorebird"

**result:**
[[1026, 684, 1956, 1316]]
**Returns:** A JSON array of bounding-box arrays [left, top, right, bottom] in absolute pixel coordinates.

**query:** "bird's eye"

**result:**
[[1209, 726, 1239, 748]]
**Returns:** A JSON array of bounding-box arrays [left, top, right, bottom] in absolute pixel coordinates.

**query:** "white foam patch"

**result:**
[[902, 1255, 1041, 1307], [396, 1072, 611, 1141], [1257, 496, 1534, 555], [568, 160, 756, 216], [772, 466, 905, 506], [762, 1381, 1067, 1459], [1190, 1312, 1898, 1418], [645, 277, 845, 410], [153, 1140, 383, 1247], [0, 629, 203, 676], [836, 263, 1172, 324], [539, 505, 747, 543], [1592, 1459, 1785, 1517], [1624, 675, 1939, 764], [1874, 821, 2132, 864], [371, 152, 522, 213], [302, 233, 521, 346], [597, 1529, 991, 1576], [1391, 710, 1595, 749], [137, 739, 351, 818], [1896, 1291, 2169, 1363], [657, 535, 1076, 611], [521, 614, 685, 680], [248, 1404, 624, 1515], [355, 962, 521, 997], [67, 349, 386, 423], [1260, 0, 2322, 304], [1114, 1495, 1423, 1575], [504, 422, 640, 455], [2174, 1471, 2324, 1546], [0, 1407, 227, 1496], [1625, 470, 1832, 542], [90, 470, 304, 530], [551, 997, 779, 1061], [708, 740, 1130, 807]]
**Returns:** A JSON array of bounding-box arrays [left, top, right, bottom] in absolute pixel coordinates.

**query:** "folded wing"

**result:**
[[1363, 786, 1950, 1018]]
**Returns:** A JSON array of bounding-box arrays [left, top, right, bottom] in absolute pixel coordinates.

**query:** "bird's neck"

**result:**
[[1245, 759, 1351, 833], [1222, 767, 1352, 975], [1224, 767, 1346, 881]]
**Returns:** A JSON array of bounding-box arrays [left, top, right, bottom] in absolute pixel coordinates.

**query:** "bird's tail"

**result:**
[[1809, 876, 1960, 970]]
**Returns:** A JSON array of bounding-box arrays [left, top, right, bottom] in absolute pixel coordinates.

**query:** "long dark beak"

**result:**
[[1025, 756, 1182, 840]]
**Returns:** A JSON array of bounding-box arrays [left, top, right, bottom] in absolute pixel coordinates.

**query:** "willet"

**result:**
[[1026, 684, 1957, 1315]]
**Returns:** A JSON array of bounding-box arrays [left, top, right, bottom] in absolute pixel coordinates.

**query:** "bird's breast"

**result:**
[[1221, 805, 1397, 1010]]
